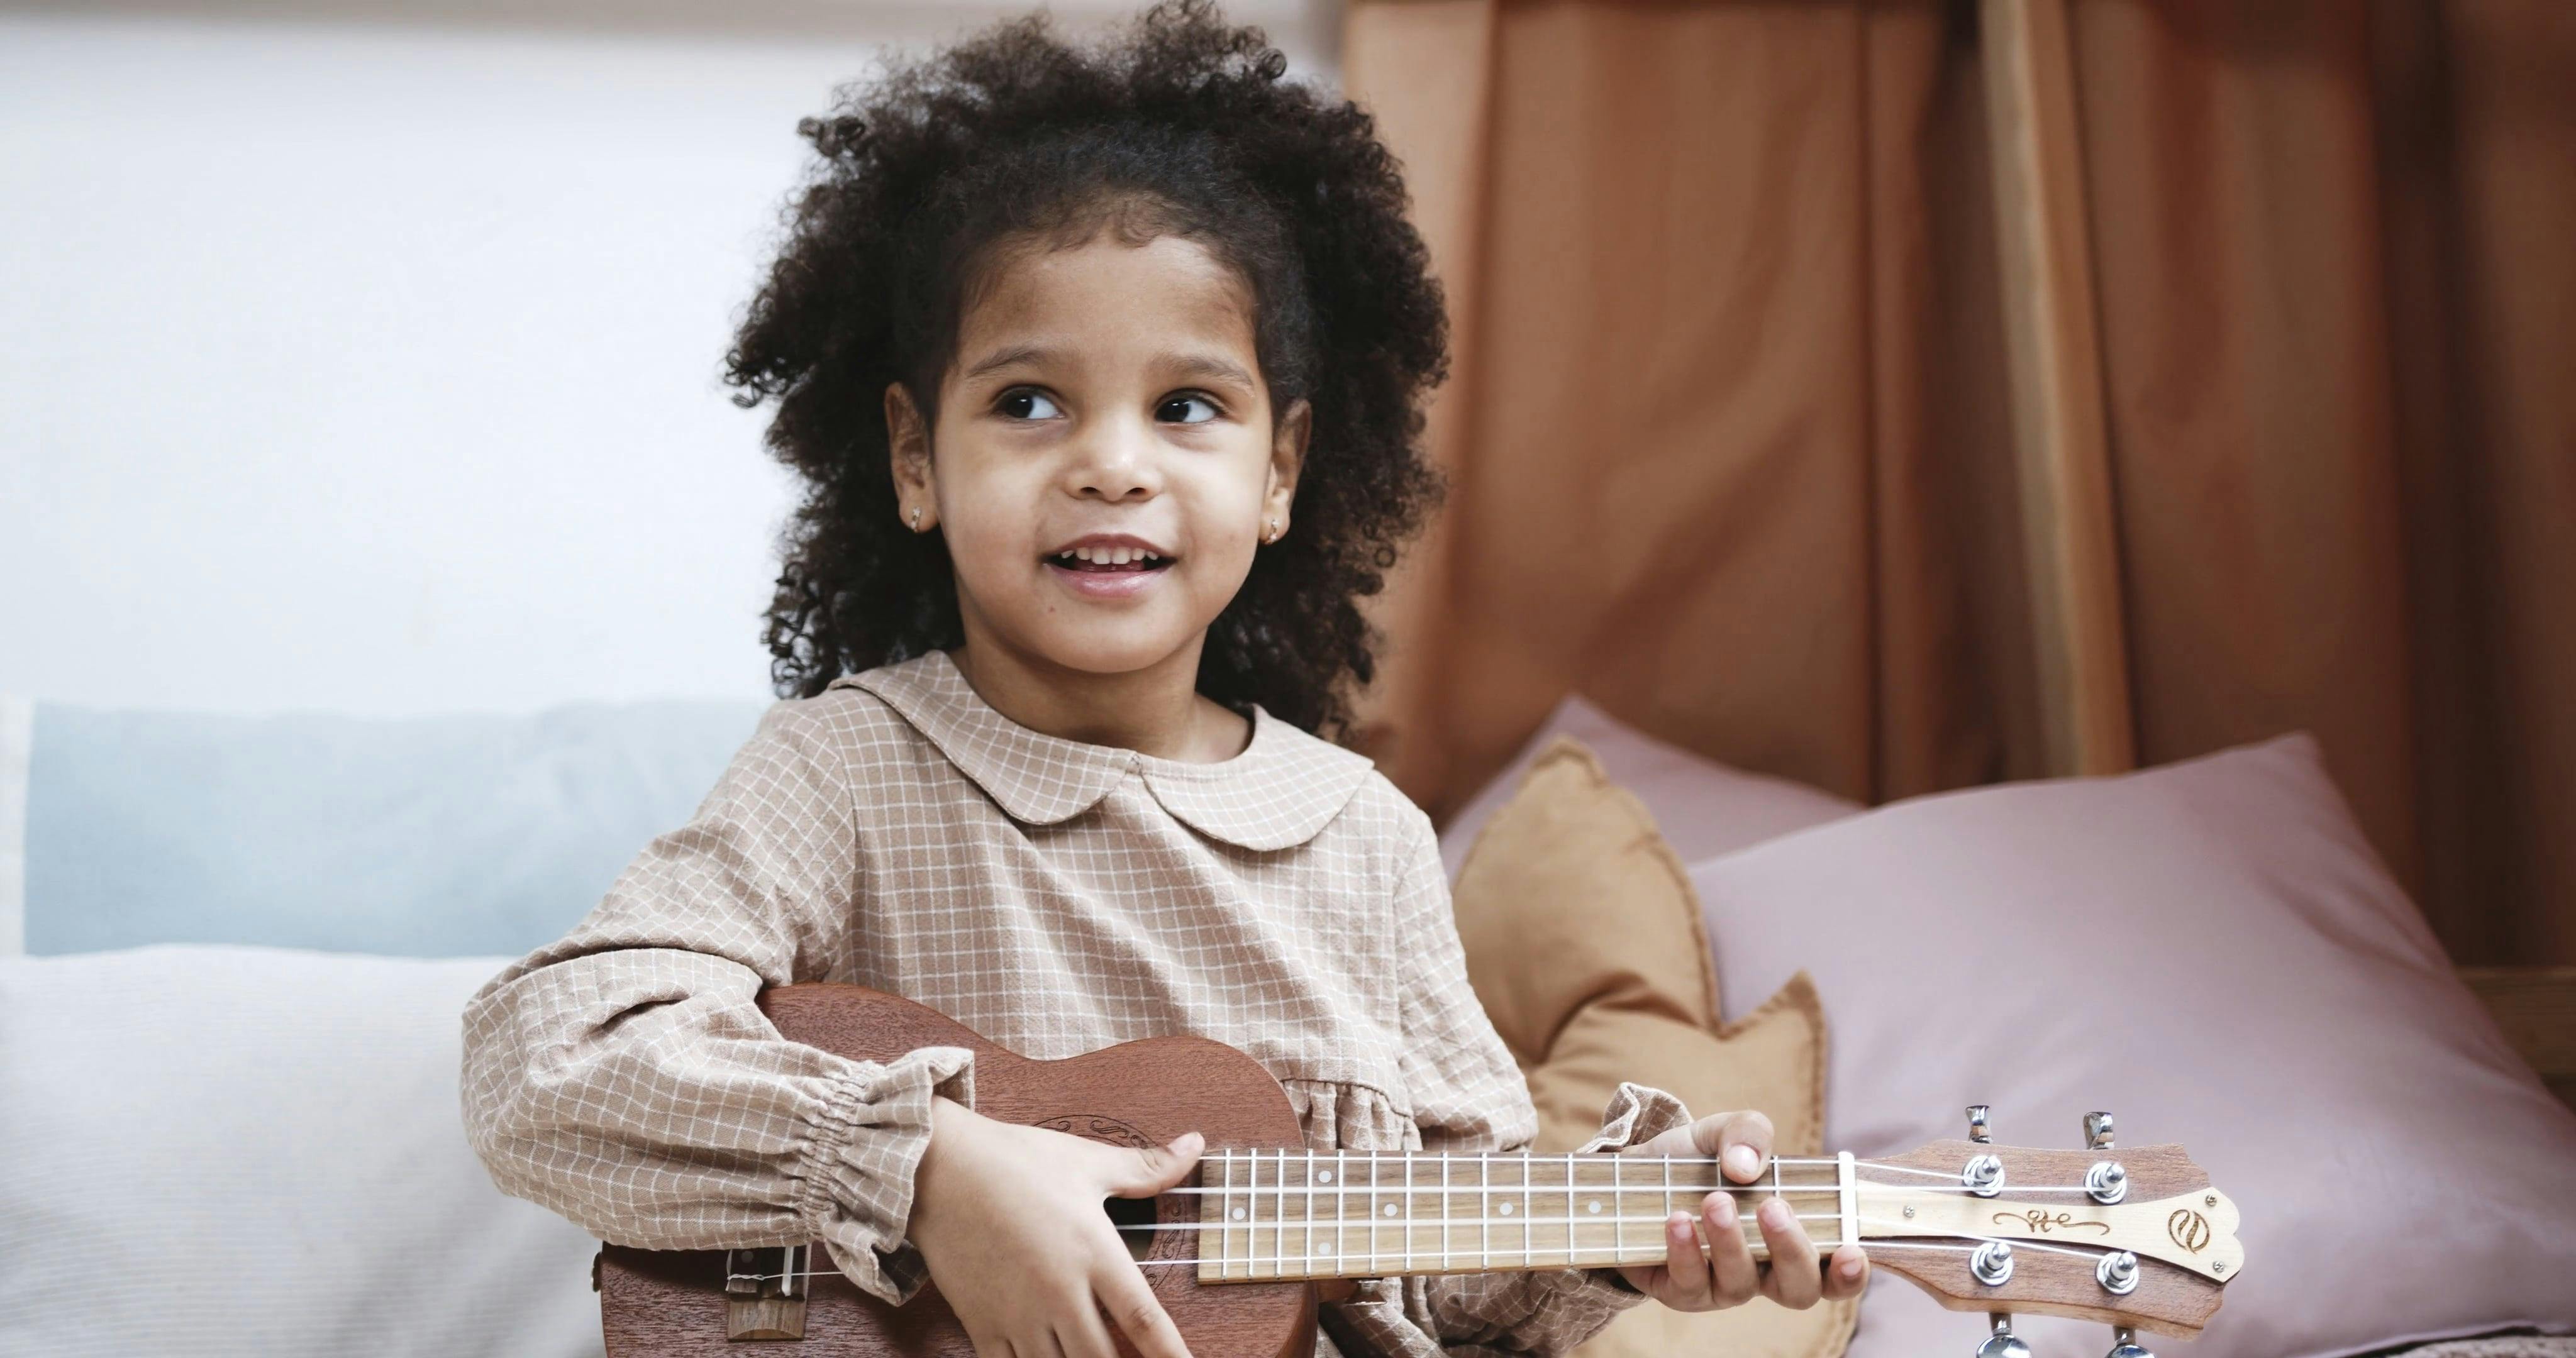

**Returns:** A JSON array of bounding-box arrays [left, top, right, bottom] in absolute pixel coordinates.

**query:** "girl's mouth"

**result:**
[[1043, 543, 1176, 600], [1043, 548, 1174, 574]]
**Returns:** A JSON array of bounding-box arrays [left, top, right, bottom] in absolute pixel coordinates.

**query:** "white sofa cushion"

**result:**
[[0, 944, 601, 1357]]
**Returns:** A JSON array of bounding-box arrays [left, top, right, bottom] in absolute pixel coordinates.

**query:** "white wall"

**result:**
[[0, 7, 1338, 716]]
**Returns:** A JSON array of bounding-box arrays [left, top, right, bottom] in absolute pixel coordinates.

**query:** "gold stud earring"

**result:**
[[1265, 517, 1279, 543], [910, 507, 923, 531]]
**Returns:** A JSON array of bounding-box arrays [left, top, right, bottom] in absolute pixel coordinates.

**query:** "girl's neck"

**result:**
[[943, 634, 1252, 765]]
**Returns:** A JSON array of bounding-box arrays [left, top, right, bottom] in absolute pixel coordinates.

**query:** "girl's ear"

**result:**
[[1264, 397, 1311, 533], [885, 382, 938, 532]]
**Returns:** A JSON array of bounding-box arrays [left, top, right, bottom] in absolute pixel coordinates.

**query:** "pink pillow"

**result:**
[[1689, 733, 2576, 1357], [1438, 693, 1859, 878]]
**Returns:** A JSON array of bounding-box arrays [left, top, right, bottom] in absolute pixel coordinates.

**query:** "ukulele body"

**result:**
[[597, 983, 1318, 1357]]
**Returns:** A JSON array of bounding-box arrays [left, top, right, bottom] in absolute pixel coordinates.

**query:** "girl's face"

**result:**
[[887, 231, 1309, 680]]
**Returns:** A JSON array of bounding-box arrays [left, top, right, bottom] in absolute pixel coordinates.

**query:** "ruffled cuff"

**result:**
[[1572, 1080, 1695, 1311], [791, 1044, 977, 1305], [1575, 1079, 1694, 1155]]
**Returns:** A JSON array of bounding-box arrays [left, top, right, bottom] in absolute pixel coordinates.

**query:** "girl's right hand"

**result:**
[[909, 1095, 1206, 1358]]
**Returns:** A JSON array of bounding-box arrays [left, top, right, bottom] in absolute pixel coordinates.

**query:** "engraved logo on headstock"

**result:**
[[2167, 1207, 2213, 1254], [1992, 1210, 2110, 1236]]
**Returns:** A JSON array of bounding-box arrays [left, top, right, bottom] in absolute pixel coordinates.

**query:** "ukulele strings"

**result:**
[[1166, 1153, 2133, 1196], [719, 1226, 2118, 1284], [711, 1157, 2153, 1286]]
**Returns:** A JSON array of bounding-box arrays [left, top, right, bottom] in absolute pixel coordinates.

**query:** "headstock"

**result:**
[[1858, 1107, 2243, 1358]]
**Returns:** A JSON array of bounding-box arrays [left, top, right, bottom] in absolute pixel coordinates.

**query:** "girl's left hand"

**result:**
[[1612, 1110, 1870, 1311]]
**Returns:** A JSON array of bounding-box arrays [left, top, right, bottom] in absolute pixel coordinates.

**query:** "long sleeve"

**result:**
[[458, 700, 975, 1305], [1319, 812, 1694, 1358]]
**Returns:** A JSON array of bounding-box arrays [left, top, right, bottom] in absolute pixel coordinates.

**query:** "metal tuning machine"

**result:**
[[2086, 1113, 2155, 1358], [1977, 1313, 2033, 1358], [2084, 1110, 2128, 1205], [1965, 1106, 2023, 1358], [1963, 1104, 2004, 1196], [2106, 1326, 2156, 1358]]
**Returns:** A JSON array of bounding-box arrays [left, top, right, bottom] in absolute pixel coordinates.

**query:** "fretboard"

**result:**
[[1194, 1149, 1853, 1283]]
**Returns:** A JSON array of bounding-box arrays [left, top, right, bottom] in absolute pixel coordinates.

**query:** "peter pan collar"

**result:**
[[831, 649, 1375, 851]]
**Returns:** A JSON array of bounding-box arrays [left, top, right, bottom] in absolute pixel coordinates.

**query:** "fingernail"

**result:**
[[1724, 1145, 1760, 1179], [1839, 1254, 1863, 1279], [1760, 1198, 1790, 1228], [1670, 1213, 1692, 1240]]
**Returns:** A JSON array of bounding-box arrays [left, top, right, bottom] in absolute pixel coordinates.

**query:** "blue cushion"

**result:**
[[22, 700, 767, 957]]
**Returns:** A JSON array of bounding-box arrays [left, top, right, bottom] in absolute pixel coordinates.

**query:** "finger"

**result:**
[[1095, 1261, 1194, 1358], [1821, 1244, 1870, 1300], [1699, 1112, 1775, 1183], [1055, 1317, 1116, 1358], [1702, 1191, 1760, 1305], [1752, 1196, 1821, 1308], [1648, 1216, 1710, 1314], [1655, 1209, 1713, 1310], [1106, 1130, 1206, 1198], [1018, 1328, 1068, 1358]]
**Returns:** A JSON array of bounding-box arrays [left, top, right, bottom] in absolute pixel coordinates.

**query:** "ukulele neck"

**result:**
[[1194, 1150, 1853, 1283]]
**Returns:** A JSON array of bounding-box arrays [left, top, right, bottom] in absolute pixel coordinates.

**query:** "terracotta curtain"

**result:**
[[1341, 0, 2575, 966]]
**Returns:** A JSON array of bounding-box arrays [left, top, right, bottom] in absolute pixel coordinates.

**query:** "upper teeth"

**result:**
[[1063, 546, 1158, 564]]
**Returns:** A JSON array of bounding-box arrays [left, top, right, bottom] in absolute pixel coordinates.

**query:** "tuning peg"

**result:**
[[1975, 1313, 2031, 1358], [2082, 1111, 2128, 1203], [1962, 1106, 2002, 1196], [2105, 1325, 2155, 1358]]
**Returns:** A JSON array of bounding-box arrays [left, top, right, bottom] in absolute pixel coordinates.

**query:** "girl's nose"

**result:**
[[1065, 414, 1163, 502]]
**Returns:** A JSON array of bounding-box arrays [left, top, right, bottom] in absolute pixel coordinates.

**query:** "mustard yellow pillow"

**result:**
[[1450, 737, 1855, 1358]]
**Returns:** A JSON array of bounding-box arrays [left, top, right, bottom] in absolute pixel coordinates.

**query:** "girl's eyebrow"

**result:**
[[1163, 352, 1257, 391], [960, 343, 1053, 382], [959, 343, 1255, 391]]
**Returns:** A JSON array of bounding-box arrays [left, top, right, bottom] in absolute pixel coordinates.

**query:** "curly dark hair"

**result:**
[[721, 0, 1449, 740]]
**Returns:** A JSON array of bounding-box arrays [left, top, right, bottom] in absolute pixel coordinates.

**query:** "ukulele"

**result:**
[[594, 985, 2243, 1357]]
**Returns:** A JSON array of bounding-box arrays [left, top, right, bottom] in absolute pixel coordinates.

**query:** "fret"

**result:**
[[1402, 1151, 1416, 1274], [1484, 1159, 1504, 1278], [1279, 1148, 1294, 1278], [1233, 1151, 1248, 1281], [1662, 1153, 1674, 1266], [1563, 1152, 1577, 1266], [1365, 1151, 1380, 1273], [1290, 1150, 1307, 1278], [1211, 1152, 1227, 1281], [1437, 1153, 1450, 1277], [1339, 1154, 1360, 1283], [1607, 1159, 1628, 1262], [1251, 1149, 1267, 1279], [1835, 1149, 1857, 1251], [1504, 1154, 1524, 1267]]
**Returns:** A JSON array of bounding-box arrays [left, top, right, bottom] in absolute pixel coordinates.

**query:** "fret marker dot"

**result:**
[[1316, 1171, 1333, 1184], [1587, 1200, 1602, 1214], [1231, 1208, 1246, 1220], [1382, 1203, 1397, 1217], [1318, 1242, 1333, 1255], [1499, 1201, 1516, 1215]]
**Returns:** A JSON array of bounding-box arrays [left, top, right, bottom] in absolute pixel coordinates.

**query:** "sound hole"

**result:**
[[1102, 1195, 1157, 1261]]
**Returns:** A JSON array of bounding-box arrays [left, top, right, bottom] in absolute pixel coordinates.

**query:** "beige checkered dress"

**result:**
[[460, 649, 1688, 1357]]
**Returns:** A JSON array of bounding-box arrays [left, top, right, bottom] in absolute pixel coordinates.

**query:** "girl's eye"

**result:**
[[998, 389, 1063, 421], [1158, 393, 1221, 425]]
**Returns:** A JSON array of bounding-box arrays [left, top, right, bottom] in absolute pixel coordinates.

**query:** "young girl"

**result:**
[[460, 5, 1866, 1356]]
